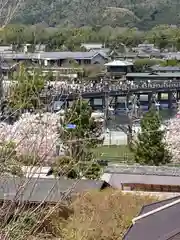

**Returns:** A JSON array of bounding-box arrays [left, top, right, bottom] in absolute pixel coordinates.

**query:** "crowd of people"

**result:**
[[42, 79, 180, 96]]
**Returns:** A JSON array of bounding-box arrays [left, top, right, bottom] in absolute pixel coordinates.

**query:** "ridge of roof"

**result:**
[[132, 197, 180, 224], [123, 196, 180, 240]]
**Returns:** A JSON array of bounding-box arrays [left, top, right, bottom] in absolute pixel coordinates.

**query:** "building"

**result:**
[[0, 45, 13, 52], [0, 176, 108, 204], [27, 66, 84, 79], [90, 48, 110, 58], [126, 72, 180, 82], [150, 66, 180, 73], [163, 52, 180, 60], [0, 62, 19, 77], [2, 51, 107, 66], [123, 196, 180, 240], [105, 60, 134, 74], [138, 43, 155, 49], [102, 164, 180, 193], [81, 43, 104, 51], [21, 44, 46, 53]]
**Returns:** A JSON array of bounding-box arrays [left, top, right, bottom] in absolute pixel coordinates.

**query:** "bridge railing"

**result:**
[[40, 81, 180, 97]]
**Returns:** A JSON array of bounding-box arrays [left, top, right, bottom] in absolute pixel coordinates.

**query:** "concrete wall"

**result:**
[[103, 131, 127, 145]]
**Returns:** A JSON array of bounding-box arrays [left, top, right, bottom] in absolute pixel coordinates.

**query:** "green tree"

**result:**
[[8, 64, 46, 112], [161, 59, 179, 67], [0, 141, 23, 176], [52, 156, 78, 179], [133, 108, 171, 166], [59, 99, 104, 179], [134, 59, 161, 72]]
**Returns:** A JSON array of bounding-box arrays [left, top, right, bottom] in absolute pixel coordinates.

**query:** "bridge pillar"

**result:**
[[157, 92, 161, 102], [89, 98, 94, 107], [168, 91, 173, 109], [136, 93, 140, 100], [126, 94, 130, 109], [177, 91, 180, 101], [66, 100, 69, 109], [102, 96, 105, 108], [148, 92, 153, 109], [115, 96, 119, 110]]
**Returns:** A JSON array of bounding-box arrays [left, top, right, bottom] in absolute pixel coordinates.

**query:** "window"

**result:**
[[84, 59, 91, 64]]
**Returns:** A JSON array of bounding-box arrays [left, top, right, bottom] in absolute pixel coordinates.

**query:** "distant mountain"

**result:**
[[14, 0, 180, 29]]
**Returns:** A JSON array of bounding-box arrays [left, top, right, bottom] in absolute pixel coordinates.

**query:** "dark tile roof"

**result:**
[[151, 66, 180, 71], [123, 196, 180, 240], [81, 43, 103, 50], [140, 196, 180, 214], [2, 52, 107, 60], [105, 164, 180, 177], [0, 176, 105, 203], [102, 172, 180, 188], [0, 62, 18, 70], [126, 72, 180, 78], [103, 165, 180, 188]]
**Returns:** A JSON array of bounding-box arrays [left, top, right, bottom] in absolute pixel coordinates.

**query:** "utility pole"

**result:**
[[0, 56, 4, 117], [104, 84, 109, 131], [127, 94, 141, 148]]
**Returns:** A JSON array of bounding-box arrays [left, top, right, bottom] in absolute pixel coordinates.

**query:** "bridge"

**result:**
[[41, 81, 180, 109]]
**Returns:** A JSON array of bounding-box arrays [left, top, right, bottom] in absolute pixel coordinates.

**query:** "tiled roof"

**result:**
[[105, 164, 180, 177], [102, 164, 180, 189], [151, 66, 180, 71], [2, 51, 105, 60], [123, 196, 180, 240], [81, 43, 103, 49], [105, 60, 133, 66], [0, 176, 105, 203], [126, 72, 180, 78], [102, 172, 180, 188]]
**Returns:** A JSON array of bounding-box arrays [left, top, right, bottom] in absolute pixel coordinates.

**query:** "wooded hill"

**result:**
[[14, 0, 180, 30]]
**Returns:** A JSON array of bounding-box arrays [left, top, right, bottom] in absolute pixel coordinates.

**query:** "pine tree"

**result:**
[[8, 64, 46, 111], [59, 99, 104, 179], [133, 108, 171, 166]]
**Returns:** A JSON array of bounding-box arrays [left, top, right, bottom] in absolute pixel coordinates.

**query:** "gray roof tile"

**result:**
[[104, 173, 180, 188], [0, 176, 104, 203], [105, 164, 180, 177], [104, 165, 180, 188], [2, 51, 106, 60], [126, 72, 180, 78], [123, 196, 180, 240], [151, 66, 180, 71]]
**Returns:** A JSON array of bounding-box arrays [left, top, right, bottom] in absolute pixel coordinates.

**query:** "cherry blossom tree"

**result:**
[[0, 112, 61, 164], [166, 105, 180, 163]]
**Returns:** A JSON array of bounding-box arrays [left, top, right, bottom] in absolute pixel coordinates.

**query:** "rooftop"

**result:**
[[163, 52, 180, 60], [102, 164, 180, 188], [105, 164, 180, 177], [90, 48, 110, 58], [81, 43, 103, 50], [0, 176, 105, 203], [151, 66, 180, 71], [105, 60, 133, 66], [138, 44, 155, 48], [126, 72, 180, 78], [123, 196, 180, 240], [1, 51, 106, 60]]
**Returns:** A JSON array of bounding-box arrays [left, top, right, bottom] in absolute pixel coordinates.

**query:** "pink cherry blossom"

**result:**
[[0, 112, 61, 163]]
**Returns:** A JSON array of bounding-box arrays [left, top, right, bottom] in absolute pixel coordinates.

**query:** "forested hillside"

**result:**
[[14, 0, 180, 29]]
